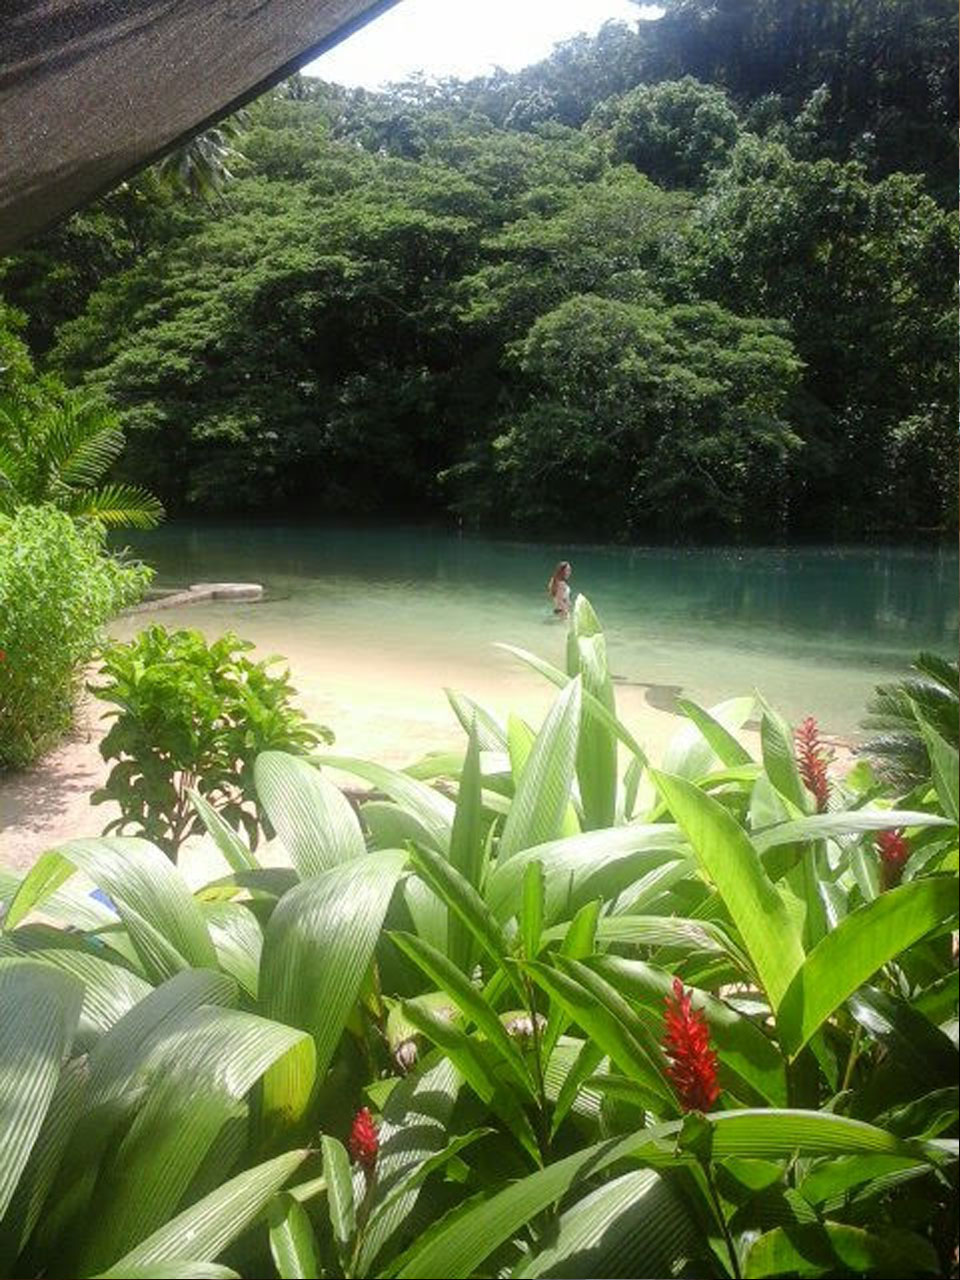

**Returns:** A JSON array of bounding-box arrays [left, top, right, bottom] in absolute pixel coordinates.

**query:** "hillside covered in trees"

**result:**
[[2, 0, 956, 540]]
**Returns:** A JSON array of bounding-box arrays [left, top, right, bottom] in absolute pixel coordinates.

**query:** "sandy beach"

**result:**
[[0, 631, 693, 871]]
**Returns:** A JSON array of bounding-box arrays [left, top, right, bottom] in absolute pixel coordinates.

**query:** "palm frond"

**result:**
[[47, 399, 126, 489], [65, 483, 166, 529]]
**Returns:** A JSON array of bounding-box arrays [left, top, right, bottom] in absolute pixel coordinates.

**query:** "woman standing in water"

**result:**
[[547, 560, 573, 618]]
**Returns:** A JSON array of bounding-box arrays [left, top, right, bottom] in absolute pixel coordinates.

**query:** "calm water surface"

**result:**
[[121, 525, 958, 737]]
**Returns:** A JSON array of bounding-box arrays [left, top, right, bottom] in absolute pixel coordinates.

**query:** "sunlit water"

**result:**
[[117, 525, 958, 738]]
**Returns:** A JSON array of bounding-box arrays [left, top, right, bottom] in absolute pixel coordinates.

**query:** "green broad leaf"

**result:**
[[549, 1038, 605, 1137], [663, 696, 755, 779], [498, 678, 582, 862], [444, 688, 508, 751], [402, 873, 447, 954], [799, 1153, 930, 1207], [357, 1055, 462, 1271], [448, 727, 483, 906], [317, 755, 454, 853], [259, 850, 406, 1104], [507, 713, 535, 780], [675, 697, 754, 768], [778, 877, 959, 1058], [363, 801, 439, 853], [397, 1000, 540, 1163], [0, 961, 83, 1220], [577, 914, 748, 965], [744, 1222, 940, 1278], [75, 1006, 315, 1274], [389, 931, 533, 1096], [513, 1166, 699, 1278], [525, 958, 673, 1107], [5, 838, 217, 980], [521, 861, 544, 959], [254, 751, 366, 876], [496, 642, 647, 764], [915, 707, 960, 823], [198, 900, 263, 999], [758, 697, 808, 811], [98, 1150, 308, 1273], [95, 1266, 240, 1279], [86, 969, 237, 1104], [448, 728, 486, 970], [541, 899, 600, 1064], [847, 987, 959, 1089], [651, 770, 804, 1010], [392, 1122, 681, 1278], [188, 789, 259, 872], [0, 1053, 87, 1271], [321, 1134, 355, 1258], [485, 824, 687, 923], [622, 754, 644, 820], [405, 843, 511, 977], [589, 955, 788, 1106], [267, 1192, 322, 1280], [753, 807, 953, 853], [574, 631, 618, 830], [373, 1127, 492, 1223], [5, 941, 153, 1042], [683, 1108, 930, 1160]]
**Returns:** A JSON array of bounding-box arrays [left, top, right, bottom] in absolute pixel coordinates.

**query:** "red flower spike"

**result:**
[[795, 716, 831, 813], [662, 978, 720, 1113], [876, 829, 910, 889], [348, 1107, 379, 1171]]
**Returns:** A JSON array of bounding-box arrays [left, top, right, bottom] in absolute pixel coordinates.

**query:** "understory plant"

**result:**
[[0, 597, 956, 1278], [90, 624, 332, 855], [0, 504, 150, 768]]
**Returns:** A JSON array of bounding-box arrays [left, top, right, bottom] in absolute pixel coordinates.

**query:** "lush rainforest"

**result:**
[[1, 0, 956, 540]]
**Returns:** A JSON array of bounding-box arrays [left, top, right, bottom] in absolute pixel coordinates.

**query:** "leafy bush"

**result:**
[[0, 599, 956, 1278], [91, 625, 332, 856], [0, 504, 150, 768], [861, 651, 959, 791]]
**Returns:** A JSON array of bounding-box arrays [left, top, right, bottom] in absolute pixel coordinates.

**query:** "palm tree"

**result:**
[[860, 651, 959, 790], [155, 117, 246, 202], [0, 389, 164, 528]]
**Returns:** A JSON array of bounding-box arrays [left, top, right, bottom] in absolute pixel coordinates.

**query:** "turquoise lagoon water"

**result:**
[[120, 525, 958, 737]]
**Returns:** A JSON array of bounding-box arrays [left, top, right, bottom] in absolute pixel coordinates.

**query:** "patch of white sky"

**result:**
[[305, 0, 662, 91]]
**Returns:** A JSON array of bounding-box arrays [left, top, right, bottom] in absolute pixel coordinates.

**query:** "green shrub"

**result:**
[[91, 624, 332, 856], [0, 504, 150, 768]]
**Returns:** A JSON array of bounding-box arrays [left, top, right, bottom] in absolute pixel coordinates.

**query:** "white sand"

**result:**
[[0, 636, 691, 871]]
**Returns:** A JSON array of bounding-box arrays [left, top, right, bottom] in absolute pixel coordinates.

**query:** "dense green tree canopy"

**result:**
[[1, 1, 955, 539]]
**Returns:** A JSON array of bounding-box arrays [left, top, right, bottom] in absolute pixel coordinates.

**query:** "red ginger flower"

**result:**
[[876, 829, 910, 889], [348, 1107, 379, 1171], [662, 978, 720, 1113], [795, 716, 831, 813]]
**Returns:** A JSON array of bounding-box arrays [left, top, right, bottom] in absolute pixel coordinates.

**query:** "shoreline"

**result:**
[[0, 625, 855, 871]]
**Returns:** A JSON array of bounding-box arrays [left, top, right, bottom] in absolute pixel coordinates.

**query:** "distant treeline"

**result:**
[[2, 0, 956, 539]]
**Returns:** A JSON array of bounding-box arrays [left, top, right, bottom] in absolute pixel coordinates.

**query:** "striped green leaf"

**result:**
[[651, 770, 804, 1010], [254, 751, 366, 876]]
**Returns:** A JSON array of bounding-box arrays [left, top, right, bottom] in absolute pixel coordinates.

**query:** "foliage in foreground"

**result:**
[[0, 505, 150, 768], [0, 598, 957, 1277], [91, 625, 333, 857]]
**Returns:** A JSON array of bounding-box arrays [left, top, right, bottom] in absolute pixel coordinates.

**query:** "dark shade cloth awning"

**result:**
[[0, 0, 398, 253]]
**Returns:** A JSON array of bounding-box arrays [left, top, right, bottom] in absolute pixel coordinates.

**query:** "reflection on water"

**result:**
[[118, 524, 958, 736]]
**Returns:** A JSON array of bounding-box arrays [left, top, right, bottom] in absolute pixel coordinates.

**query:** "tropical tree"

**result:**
[[0, 389, 163, 528]]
